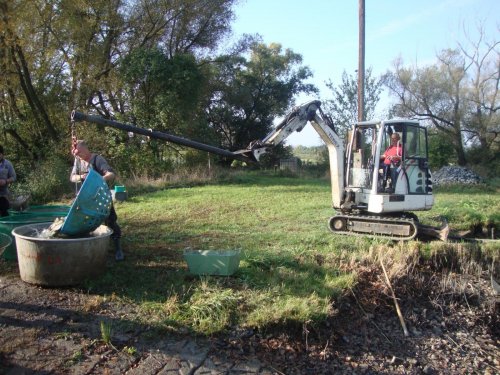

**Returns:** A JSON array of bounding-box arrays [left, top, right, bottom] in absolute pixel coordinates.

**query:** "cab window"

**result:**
[[405, 125, 428, 158]]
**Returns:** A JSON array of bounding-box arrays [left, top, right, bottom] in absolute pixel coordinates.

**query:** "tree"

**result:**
[[383, 26, 499, 167], [459, 29, 500, 168], [0, 0, 131, 167], [126, 0, 234, 58], [114, 47, 207, 176], [427, 130, 456, 170], [323, 67, 382, 137], [119, 48, 204, 129], [205, 41, 318, 153], [0, 0, 64, 161], [0, 0, 237, 176], [384, 52, 468, 165]]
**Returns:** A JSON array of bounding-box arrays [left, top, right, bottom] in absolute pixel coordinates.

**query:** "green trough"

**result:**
[[183, 249, 241, 276], [0, 205, 70, 261]]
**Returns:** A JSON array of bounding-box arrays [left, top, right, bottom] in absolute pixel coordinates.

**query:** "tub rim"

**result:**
[[12, 222, 112, 242]]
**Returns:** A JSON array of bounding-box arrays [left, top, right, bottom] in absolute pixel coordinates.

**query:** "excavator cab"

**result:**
[[344, 120, 434, 215], [378, 121, 433, 195]]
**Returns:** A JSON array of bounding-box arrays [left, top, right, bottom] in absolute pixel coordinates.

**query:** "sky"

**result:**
[[230, 0, 499, 146]]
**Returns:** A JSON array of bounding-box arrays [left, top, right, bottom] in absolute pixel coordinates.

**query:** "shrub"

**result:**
[[428, 131, 456, 170], [13, 156, 72, 203]]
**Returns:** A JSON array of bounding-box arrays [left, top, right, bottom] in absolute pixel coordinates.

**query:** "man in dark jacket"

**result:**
[[70, 140, 124, 260], [0, 145, 17, 216]]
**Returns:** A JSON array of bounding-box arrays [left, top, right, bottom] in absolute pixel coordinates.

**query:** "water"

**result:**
[[38, 228, 56, 239], [30, 217, 67, 238], [32, 217, 93, 239]]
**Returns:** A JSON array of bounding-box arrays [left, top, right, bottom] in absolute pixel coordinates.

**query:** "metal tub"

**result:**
[[12, 223, 112, 286]]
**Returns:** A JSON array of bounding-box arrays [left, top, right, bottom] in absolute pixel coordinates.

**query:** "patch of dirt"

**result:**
[[216, 265, 499, 374], [1, 260, 499, 374]]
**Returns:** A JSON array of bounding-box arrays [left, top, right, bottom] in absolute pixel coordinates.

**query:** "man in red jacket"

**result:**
[[380, 133, 402, 193]]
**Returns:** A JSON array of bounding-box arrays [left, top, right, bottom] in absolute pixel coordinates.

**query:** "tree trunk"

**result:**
[[449, 98, 467, 165], [12, 44, 59, 141], [454, 131, 467, 166]]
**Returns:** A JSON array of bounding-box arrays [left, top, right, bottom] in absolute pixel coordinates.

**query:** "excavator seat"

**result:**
[[378, 165, 398, 193]]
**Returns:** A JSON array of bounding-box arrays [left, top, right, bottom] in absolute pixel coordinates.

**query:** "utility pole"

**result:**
[[358, 0, 365, 122]]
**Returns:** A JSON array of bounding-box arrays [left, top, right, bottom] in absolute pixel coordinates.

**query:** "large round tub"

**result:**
[[12, 222, 112, 286]]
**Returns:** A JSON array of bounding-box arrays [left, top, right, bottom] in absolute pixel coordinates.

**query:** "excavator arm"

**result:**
[[71, 103, 449, 241], [239, 100, 345, 209], [72, 100, 346, 209], [71, 111, 254, 164]]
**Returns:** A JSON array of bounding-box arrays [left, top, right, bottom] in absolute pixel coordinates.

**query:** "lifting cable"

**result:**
[[70, 115, 80, 195]]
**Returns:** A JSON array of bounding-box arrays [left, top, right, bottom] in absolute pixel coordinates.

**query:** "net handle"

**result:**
[[71, 114, 79, 195]]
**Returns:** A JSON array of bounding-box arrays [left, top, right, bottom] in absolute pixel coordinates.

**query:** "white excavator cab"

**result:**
[[344, 120, 434, 215]]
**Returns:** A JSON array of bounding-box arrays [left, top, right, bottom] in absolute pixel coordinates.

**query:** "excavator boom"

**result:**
[[72, 102, 346, 209], [71, 111, 254, 164], [241, 101, 345, 209]]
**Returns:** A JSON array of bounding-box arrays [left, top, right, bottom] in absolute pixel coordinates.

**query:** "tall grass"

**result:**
[[100, 320, 113, 345]]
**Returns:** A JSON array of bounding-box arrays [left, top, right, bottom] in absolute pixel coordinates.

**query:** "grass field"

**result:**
[[85, 171, 497, 334], [98, 173, 362, 333], [424, 184, 500, 232], [3, 171, 499, 335]]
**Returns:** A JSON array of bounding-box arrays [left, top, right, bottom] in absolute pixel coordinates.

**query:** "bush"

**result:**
[[13, 156, 73, 204], [428, 131, 456, 170], [184, 149, 212, 168]]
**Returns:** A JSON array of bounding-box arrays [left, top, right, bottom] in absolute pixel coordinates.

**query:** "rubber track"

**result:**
[[328, 214, 419, 241]]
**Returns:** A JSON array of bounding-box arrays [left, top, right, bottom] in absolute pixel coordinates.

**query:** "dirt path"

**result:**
[[1, 262, 499, 374]]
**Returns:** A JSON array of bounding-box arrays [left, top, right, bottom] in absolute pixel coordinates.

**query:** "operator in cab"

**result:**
[[381, 133, 402, 193]]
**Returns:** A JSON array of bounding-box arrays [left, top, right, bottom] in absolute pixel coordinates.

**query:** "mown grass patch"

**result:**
[[84, 173, 362, 333], [98, 172, 496, 334], [420, 183, 500, 232]]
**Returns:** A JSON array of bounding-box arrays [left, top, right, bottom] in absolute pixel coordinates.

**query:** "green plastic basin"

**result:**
[[17, 205, 70, 214], [183, 249, 241, 276]]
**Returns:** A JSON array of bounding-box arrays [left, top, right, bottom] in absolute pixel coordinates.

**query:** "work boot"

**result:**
[[114, 238, 124, 261]]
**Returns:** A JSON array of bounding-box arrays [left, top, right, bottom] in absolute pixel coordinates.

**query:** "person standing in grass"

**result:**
[[70, 140, 124, 261], [0, 145, 16, 217]]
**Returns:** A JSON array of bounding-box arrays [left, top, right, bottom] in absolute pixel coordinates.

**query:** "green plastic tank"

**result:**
[[112, 185, 128, 202], [0, 205, 70, 260]]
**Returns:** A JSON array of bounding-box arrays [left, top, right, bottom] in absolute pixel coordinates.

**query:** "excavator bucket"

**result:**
[[417, 217, 450, 241]]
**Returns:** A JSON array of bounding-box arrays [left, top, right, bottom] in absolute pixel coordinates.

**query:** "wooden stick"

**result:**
[[380, 259, 409, 337]]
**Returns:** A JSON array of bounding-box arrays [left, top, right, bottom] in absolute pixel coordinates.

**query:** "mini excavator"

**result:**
[[71, 100, 449, 241]]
